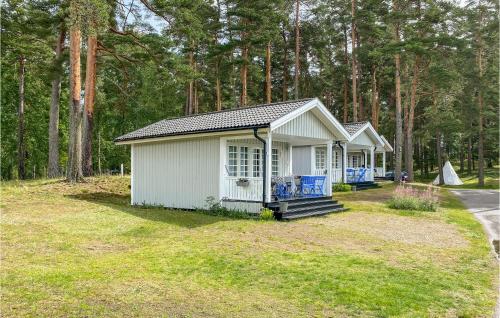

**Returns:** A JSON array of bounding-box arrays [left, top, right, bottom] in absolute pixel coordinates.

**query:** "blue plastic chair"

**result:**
[[301, 176, 326, 196], [357, 168, 366, 183]]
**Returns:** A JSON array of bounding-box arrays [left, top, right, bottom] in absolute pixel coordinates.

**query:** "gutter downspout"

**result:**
[[335, 141, 345, 183], [253, 128, 267, 206]]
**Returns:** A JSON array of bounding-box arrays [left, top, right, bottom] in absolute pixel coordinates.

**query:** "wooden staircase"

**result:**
[[268, 196, 346, 221]]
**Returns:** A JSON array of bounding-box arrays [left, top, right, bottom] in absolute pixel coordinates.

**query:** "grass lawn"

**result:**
[[1, 177, 498, 317]]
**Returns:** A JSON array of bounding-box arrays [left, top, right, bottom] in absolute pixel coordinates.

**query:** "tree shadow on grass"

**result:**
[[66, 192, 230, 229]]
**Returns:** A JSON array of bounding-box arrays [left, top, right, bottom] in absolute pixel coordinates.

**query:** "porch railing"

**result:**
[[223, 177, 263, 201]]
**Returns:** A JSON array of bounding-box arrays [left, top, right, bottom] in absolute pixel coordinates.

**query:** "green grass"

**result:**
[[1, 177, 498, 317]]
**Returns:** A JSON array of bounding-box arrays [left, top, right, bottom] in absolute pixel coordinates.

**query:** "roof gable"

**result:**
[[343, 121, 384, 146]]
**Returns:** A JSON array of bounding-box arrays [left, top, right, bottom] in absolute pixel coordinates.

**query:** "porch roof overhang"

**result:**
[[378, 135, 394, 152]]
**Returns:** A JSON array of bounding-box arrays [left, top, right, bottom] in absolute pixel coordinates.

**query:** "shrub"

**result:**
[[260, 208, 275, 221], [203, 196, 253, 219], [333, 183, 351, 192], [386, 184, 439, 212]]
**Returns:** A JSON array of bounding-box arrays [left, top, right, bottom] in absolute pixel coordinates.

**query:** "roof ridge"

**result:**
[[157, 98, 315, 123], [343, 121, 369, 125]]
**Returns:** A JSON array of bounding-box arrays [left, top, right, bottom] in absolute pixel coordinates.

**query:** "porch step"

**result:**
[[268, 197, 337, 209], [281, 207, 347, 221], [271, 196, 346, 221]]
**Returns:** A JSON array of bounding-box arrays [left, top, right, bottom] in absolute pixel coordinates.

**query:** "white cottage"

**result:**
[[115, 98, 352, 219]]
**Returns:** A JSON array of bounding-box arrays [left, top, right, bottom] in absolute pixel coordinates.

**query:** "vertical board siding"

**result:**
[[275, 111, 333, 140], [351, 130, 376, 146], [292, 146, 312, 175], [132, 137, 220, 209]]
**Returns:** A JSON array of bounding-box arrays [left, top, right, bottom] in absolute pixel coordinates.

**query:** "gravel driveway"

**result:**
[[452, 189, 500, 318], [451, 189, 499, 249]]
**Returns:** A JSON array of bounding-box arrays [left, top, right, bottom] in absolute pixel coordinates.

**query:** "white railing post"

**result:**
[[326, 141, 333, 196], [288, 144, 293, 175], [370, 146, 375, 181], [342, 142, 348, 183]]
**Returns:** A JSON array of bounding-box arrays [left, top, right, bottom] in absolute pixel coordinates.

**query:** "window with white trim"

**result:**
[[252, 149, 261, 177], [352, 155, 359, 168], [315, 148, 326, 170], [333, 151, 340, 169], [239, 146, 249, 177], [272, 148, 279, 176], [228, 146, 238, 176]]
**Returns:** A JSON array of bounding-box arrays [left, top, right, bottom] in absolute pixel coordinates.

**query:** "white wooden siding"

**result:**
[[274, 111, 333, 139], [132, 137, 220, 209], [292, 146, 312, 175], [350, 130, 376, 146]]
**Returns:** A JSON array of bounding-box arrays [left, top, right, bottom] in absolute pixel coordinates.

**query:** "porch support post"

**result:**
[[383, 151, 386, 177], [288, 144, 293, 175], [342, 142, 348, 183], [265, 131, 273, 203], [364, 150, 368, 168], [219, 137, 227, 201], [326, 141, 333, 196], [370, 146, 375, 181]]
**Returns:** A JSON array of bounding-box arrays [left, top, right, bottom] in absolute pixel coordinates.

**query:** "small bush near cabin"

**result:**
[[203, 196, 253, 219], [386, 184, 439, 212], [333, 183, 351, 192], [260, 208, 275, 221]]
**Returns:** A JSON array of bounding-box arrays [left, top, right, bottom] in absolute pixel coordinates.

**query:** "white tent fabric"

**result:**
[[433, 161, 464, 185]]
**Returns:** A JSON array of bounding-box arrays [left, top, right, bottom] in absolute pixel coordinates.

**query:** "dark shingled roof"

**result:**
[[115, 99, 314, 143], [342, 121, 369, 136]]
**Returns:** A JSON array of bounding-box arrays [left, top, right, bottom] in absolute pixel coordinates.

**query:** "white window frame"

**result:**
[[227, 143, 273, 179], [315, 147, 326, 170], [239, 146, 249, 177], [271, 148, 279, 176], [252, 148, 262, 177], [333, 150, 340, 169], [228, 145, 238, 176]]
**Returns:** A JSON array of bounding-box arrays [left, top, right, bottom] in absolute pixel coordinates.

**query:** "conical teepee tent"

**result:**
[[433, 161, 463, 185]]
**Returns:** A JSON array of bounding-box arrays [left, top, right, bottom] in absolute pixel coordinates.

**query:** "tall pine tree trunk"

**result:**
[[351, 0, 357, 121], [240, 45, 248, 107], [459, 139, 464, 173], [343, 25, 349, 123], [393, 1, 402, 182], [48, 27, 66, 178], [371, 65, 378, 129], [265, 42, 272, 104], [467, 134, 472, 174], [186, 50, 195, 115], [432, 85, 444, 185], [477, 9, 485, 186], [82, 35, 97, 177], [67, 26, 83, 182], [405, 55, 420, 182], [17, 56, 26, 180], [215, 70, 222, 111], [294, 0, 300, 99], [281, 29, 288, 101]]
